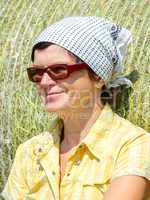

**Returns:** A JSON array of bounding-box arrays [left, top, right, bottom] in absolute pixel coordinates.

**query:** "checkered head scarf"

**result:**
[[33, 16, 133, 88]]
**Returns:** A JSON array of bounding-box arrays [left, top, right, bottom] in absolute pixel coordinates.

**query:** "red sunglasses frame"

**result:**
[[27, 63, 89, 82]]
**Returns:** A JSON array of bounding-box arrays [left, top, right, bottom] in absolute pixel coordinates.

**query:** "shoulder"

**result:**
[[111, 112, 150, 139], [108, 113, 150, 182], [21, 131, 54, 147], [100, 103, 149, 141], [107, 112, 150, 153], [12, 120, 62, 169], [15, 132, 55, 162]]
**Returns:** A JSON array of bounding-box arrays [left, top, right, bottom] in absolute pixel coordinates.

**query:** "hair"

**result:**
[[31, 42, 83, 63], [31, 42, 115, 105]]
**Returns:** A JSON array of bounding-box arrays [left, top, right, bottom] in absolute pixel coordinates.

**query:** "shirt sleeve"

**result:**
[[111, 133, 150, 181], [1, 144, 29, 200]]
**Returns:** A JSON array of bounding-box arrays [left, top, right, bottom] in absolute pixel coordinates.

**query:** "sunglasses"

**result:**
[[27, 63, 89, 83]]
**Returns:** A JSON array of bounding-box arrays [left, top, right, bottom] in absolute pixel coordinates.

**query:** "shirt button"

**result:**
[[67, 173, 70, 176], [52, 171, 56, 175], [74, 159, 81, 166], [38, 147, 42, 152], [36, 160, 43, 171]]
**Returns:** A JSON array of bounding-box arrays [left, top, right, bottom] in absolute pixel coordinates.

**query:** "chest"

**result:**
[[26, 149, 114, 200], [58, 151, 111, 199], [60, 152, 70, 181]]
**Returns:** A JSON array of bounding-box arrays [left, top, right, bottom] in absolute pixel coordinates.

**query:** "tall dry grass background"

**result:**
[[0, 0, 150, 192]]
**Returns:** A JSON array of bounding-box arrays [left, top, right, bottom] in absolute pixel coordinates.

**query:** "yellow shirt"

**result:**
[[2, 104, 150, 200]]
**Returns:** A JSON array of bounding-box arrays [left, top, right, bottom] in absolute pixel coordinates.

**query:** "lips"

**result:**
[[47, 91, 64, 95]]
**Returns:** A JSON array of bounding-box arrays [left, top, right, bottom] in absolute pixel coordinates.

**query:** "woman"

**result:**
[[2, 16, 150, 200]]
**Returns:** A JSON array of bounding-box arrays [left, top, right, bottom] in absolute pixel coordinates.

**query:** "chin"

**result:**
[[46, 102, 73, 113], [44, 95, 70, 113]]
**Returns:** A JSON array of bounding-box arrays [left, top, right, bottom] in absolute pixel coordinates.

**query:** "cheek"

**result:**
[[67, 76, 94, 103], [67, 71, 94, 90], [74, 76, 94, 93]]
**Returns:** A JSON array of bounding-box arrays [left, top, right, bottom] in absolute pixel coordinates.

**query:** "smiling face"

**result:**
[[33, 44, 104, 113]]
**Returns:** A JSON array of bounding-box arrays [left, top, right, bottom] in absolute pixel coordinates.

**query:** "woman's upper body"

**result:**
[[1, 16, 150, 200], [2, 103, 150, 200]]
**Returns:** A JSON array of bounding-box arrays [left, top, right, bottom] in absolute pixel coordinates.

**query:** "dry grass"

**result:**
[[0, 0, 150, 191]]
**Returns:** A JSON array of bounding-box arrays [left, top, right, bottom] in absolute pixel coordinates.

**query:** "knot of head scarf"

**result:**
[[106, 24, 133, 89], [33, 16, 133, 89]]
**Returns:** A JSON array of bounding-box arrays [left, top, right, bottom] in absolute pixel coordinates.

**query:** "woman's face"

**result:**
[[33, 45, 102, 113]]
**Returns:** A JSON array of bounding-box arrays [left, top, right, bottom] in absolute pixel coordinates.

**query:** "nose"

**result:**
[[39, 72, 56, 88]]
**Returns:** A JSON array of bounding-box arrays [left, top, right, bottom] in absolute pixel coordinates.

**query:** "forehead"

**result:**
[[34, 45, 76, 66]]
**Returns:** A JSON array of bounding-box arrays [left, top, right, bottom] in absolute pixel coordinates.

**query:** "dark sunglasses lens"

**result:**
[[47, 66, 68, 79], [27, 65, 69, 82], [27, 68, 43, 82]]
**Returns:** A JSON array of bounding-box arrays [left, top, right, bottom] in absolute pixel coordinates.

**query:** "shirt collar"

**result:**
[[33, 103, 114, 161], [33, 119, 62, 160], [80, 103, 114, 161]]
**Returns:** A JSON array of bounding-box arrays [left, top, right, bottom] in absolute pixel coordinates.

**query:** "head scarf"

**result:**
[[33, 16, 133, 89]]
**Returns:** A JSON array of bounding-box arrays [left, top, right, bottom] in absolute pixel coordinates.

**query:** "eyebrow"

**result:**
[[32, 63, 68, 68], [32, 64, 47, 68]]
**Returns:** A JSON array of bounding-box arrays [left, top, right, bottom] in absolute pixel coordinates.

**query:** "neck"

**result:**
[[58, 99, 104, 152]]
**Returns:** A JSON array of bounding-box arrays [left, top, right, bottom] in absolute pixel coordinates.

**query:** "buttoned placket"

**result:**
[[34, 138, 86, 199], [60, 144, 84, 199], [37, 143, 60, 200]]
